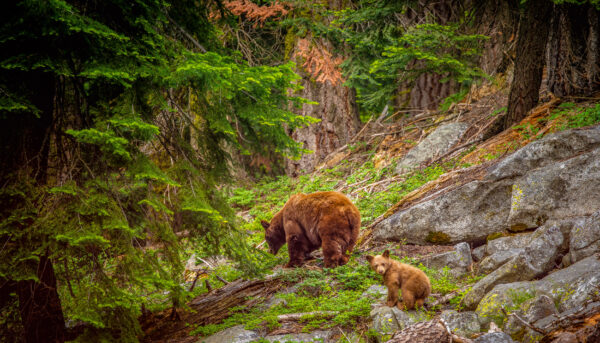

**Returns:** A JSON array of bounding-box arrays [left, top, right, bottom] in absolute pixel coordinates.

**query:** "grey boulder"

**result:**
[[440, 310, 481, 337], [396, 122, 469, 173], [199, 325, 260, 343], [463, 224, 565, 309], [420, 242, 473, 276], [473, 332, 515, 343]]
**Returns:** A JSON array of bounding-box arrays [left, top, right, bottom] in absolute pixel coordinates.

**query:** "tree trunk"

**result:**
[[285, 38, 361, 176], [547, 3, 600, 97], [17, 255, 66, 343], [504, 0, 553, 130], [0, 72, 67, 343]]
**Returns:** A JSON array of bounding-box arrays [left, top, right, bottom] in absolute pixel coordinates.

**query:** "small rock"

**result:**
[[363, 284, 388, 301], [440, 310, 481, 337], [199, 325, 260, 343], [473, 332, 515, 343], [370, 305, 428, 341], [479, 249, 523, 274], [473, 245, 487, 262], [420, 242, 473, 276], [504, 295, 557, 340], [486, 234, 533, 256]]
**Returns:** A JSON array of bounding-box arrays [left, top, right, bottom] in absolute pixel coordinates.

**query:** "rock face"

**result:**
[[440, 310, 481, 337], [374, 125, 600, 245], [395, 122, 469, 173], [420, 242, 473, 276], [567, 211, 600, 264], [476, 255, 600, 328], [463, 224, 565, 309], [369, 305, 428, 340]]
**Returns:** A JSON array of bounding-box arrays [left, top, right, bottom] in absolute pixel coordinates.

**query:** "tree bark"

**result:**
[[547, 3, 600, 97], [17, 255, 66, 343], [504, 0, 553, 130], [285, 36, 361, 176]]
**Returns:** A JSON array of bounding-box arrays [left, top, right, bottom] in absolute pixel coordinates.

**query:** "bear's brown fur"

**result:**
[[366, 250, 431, 310], [261, 191, 360, 268]]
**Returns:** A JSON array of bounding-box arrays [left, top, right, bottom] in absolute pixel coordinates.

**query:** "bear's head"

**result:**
[[366, 250, 392, 275], [261, 219, 286, 255]]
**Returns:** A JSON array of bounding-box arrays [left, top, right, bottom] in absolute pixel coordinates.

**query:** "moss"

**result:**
[[509, 223, 529, 232], [486, 232, 505, 241], [425, 231, 451, 244]]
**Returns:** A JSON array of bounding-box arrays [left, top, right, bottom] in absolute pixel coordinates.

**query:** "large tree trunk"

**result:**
[[504, 0, 553, 129], [285, 36, 360, 176], [0, 72, 67, 343], [394, 0, 462, 111], [17, 255, 66, 343], [547, 3, 600, 97]]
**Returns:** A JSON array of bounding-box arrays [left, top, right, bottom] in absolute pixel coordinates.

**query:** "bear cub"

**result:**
[[366, 250, 431, 310]]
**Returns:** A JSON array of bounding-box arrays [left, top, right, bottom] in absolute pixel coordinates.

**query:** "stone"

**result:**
[[199, 325, 260, 343], [373, 125, 600, 246], [369, 304, 428, 341], [420, 242, 473, 276], [473, 245, 487, 262], [264, 330, 333, 342], [486, 233, 533, 256], [479, 249, 523, 274], [568, 211, 600, 264], [473, 332, 515, 343], [504, 295, 558, 341], [363, 285, 388, 301], [373, 178, 514, 245], [440, 310, 481, 337], [475, 255, 600, 328], [463, 224, 565, 309], [507, 148, 600, 231], [396, 122, 469, 173], [488, 125, 600, 180]]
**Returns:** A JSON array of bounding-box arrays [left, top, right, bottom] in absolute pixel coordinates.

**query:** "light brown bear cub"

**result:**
[[366, 250, 431, 310]]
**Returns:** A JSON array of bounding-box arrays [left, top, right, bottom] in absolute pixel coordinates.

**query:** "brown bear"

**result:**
[[366, 250, 431, 310], [261, 191, 360, 268]]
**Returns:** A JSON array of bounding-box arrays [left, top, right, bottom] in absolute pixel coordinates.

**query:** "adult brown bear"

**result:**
[[261, 191, 361, 268]]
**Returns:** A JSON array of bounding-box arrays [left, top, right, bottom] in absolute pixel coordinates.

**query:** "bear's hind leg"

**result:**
[[399, 288, 415, 310], [415, 298, 425, 309]]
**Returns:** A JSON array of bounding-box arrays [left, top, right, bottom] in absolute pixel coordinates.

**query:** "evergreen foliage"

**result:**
[[0, 0, 314, 341]]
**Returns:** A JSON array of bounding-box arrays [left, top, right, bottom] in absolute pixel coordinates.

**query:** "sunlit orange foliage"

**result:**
[[295, 38, 344, 86], [214, 0, 290, 27]]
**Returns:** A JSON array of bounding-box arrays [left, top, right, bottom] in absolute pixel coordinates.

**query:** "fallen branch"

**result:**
[[277, 311, 338, 322], [501, 307, 548, 335]]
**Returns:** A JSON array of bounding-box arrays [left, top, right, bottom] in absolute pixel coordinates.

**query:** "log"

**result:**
[[386, 320, 452, 343], [141, 276, 285, 342]]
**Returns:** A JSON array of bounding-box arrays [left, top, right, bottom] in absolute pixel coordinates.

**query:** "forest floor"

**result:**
[[140, 79, 600, 342]]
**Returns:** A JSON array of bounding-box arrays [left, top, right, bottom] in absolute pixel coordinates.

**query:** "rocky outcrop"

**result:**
[[565, 211, 600, 265], [473, 332, 516, 343], [374, 125, 600, 245], [463, 224, 566, 309], [395, 122, 469, 173], [476, 255, 600, 329]]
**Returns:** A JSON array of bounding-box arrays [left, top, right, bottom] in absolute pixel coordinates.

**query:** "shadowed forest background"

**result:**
[[1, 1, 600, 342]]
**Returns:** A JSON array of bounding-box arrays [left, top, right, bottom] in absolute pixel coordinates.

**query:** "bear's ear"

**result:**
[[366, 255, 374, 263], [382, 250, 390, 258], [261, 220, 270, 230]]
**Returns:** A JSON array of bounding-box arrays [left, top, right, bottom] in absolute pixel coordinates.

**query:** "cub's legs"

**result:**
[[398, 288, 416, 310], [386, 282, 399, 307]]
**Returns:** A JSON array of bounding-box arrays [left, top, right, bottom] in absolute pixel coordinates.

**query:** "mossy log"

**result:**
[[140, 276, 286, 342]]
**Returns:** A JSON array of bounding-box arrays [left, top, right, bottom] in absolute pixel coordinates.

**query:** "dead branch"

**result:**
[[277, 311, 338, 322], [501, 307, 548, 335]]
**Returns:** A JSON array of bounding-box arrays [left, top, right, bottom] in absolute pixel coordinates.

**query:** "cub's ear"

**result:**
[[260, 220, 270, 230], [382, 250, 390, 258], [366, 255, 374, 263]]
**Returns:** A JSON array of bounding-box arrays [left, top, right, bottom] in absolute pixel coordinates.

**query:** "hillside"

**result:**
[[141, 82, 600, 343]]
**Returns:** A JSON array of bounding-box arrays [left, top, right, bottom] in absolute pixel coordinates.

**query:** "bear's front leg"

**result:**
[[285, 235, 307, 268], [386, 283, 399, 307]]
